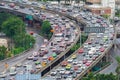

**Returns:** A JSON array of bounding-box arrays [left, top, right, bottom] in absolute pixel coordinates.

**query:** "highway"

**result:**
[[41, 3, 114, 80], [0, 0, 115, 80], [99, 21, 120, 74], [0, 1, 80, 79], [0, 25, 44, 72]]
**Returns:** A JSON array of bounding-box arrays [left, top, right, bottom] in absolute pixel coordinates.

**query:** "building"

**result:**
[[115, 0, 120, 9], [85, 0, 115, 19], [0, 39, 8, 48]]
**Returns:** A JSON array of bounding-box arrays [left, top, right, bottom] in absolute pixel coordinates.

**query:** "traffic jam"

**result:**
[[0, 1, 114, 80], [0, 1, 79, 80]]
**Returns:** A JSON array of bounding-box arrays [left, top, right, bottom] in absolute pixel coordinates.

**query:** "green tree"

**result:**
[[102, 14, 110, 19], [2, 17, 25, 37], [41, 20, 52, 39], [116, 56, 120, 80], [0, 12, 14, 32], [115, 9, 120, 17], [0, 46, 7, 60], [82, 72, 117, 80], [13, 33, 35, 49], [41, 20, 51, 34]]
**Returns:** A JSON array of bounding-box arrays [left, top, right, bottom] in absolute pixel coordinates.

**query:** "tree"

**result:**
[[41, 20, 51, 34], [2, 17, 25, 37], [115, 9, 120, 17], [102, 14, 110, 19], [0, 46, 7, 60], [41, 20, 52, 39], [13, 33, 35, 49], [0, 13, 14, 32], [82, 72, 117, 80], [116, 56, 120, 80]]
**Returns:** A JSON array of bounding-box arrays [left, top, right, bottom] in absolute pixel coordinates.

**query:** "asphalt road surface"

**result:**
[[99, 38, 120, 74], [0, 27, 44, 72]]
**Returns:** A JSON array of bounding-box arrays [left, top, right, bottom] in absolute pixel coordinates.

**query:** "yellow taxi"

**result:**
[[71, 54, 77, 59], [65, 64, 71, 70]]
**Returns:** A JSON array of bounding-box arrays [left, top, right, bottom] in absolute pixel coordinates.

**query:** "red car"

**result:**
[[85, 62, 91, 66], [9, 3, 15, 8], [100, 47, 105, 52], [30, 31, 34, 35], [61, 61, 68, 67], [78, 48, 84, 54], [87, 40, 92, 44], [82, 59, 87, 64], [74, 66, 78, 70]]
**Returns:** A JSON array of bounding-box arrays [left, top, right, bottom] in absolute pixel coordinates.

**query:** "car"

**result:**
[[100, 47, 105, 52], [9, 67, 17, 76], [30, 69, 36, 74], [59, 69, 65, 75], [74, 66, 78, 71], [65, 64, 71, 70], [73, 60, 78, 65], [33, 52, 39, 57], [27, 56, 34, 60], [0, 3, 5, 6], [42, 55, 48, 60], [15, 63, 22, 67], [76, 68, 82, 74], [13, 6, 19, 10], [78, 48, 84, 54], [0, 72, 7, 78], [71, 54, 77, 59], [19, 5, 25, 9], [35, 61, 40, 65], [64, 71, 70, 76], [50, 70, 57, 76], [72, 72, 77, 78], [56, 74, 62, 79], [85, 62, 91, 66], [33, 57, 38, 61], [82, 59, 87, 64], [67, 58, 73, 63], [61, 61, 68, 67], [9, 3, 15, 8], [36, 64, 42, 69]]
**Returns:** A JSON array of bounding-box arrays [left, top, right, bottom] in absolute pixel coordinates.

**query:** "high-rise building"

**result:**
[[85, 0, 115, 18]]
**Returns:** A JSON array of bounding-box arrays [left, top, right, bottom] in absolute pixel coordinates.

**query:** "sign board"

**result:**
[[15, 74, 41, 80], [84, 27, 105, 33]]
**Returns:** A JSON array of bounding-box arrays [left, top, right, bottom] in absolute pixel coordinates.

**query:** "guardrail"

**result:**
[[0, 1, 81, 77], [75, 43, 113, 80], [35, 12, 81, 76], [0, 1, 114, 79], [42, 7, 114, 79]]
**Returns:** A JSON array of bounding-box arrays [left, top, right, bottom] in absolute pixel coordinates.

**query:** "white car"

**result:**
[[36, 64, 42, 69], [9, 67, 17, 76], [50, 70, 57, 76], [0, 72, 7, 78], [67, 58, 73, 63]]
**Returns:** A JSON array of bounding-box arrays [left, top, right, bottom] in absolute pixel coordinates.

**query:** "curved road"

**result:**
[[0, 27, 44, 72], [99, 21, 120, 74]]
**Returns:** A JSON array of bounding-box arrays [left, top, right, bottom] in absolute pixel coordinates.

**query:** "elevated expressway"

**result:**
[[0, 1, 115, 80], [0, 1, 80, 79]]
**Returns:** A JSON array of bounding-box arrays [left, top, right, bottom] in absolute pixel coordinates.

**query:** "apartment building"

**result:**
[[85, 0, 115, 18]]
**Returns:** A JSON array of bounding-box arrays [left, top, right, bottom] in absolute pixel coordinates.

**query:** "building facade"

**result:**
[[86, 0, 115, 19]]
